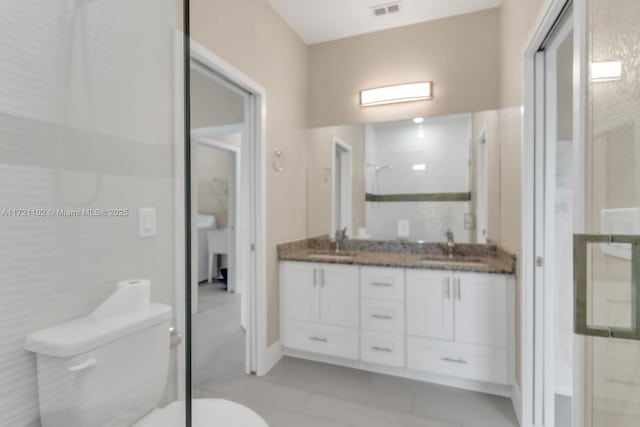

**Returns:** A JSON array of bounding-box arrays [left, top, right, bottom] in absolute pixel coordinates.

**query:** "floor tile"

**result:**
[[303, 393, 461, 427]]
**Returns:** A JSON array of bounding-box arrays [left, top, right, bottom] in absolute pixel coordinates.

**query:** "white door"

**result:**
[[319, 264, 359, 328], [453, 272, 506, 348], [572, 1, 640, 426], [281, 262, 320, 323], [406, 270, 454, 340]]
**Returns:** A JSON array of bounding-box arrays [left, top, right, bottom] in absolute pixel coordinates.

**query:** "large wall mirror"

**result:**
[[306, 110, 500, 243]]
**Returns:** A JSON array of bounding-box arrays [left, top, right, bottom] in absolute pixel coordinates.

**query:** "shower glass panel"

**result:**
[[580, 0, 640, 425], [0, 1, 189, 426]]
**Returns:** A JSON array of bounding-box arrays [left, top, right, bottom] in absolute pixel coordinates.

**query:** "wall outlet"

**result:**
[[397, 219, 410, 238]]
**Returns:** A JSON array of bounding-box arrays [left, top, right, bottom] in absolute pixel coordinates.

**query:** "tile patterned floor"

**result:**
[[193, 283, 519, 427]]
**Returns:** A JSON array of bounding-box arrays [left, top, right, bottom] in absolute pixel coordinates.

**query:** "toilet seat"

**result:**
[[133, 399, 269, 427]]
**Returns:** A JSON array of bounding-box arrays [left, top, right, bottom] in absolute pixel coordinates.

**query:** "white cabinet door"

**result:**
[[319, 264, 359, 328], [453, 272, 507, 347], [406, 269, 454, 341], [281, 262, 320, 323]]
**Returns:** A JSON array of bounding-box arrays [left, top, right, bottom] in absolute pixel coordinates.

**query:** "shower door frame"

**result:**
[[522, 0, 587, 425]]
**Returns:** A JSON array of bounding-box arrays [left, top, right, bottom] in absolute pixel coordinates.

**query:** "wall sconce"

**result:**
[[360, 82, 433, 107], [591, 61, 622, 82]]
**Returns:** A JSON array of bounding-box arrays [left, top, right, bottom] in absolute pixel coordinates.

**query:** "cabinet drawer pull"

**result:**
[[370, 314, 393, 320], [455, 278, 461, 300], [371, 346, 393, 353], [313, 268, 317, 287], [309, 336, 328, 343], [321, 268, 325, 288], [370, 281, 392, 287], [441, 356, 467, 365]]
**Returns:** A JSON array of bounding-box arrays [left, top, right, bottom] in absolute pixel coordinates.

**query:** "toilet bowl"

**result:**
[[134, 399, 268, 427], [25, 280, 268, 427]]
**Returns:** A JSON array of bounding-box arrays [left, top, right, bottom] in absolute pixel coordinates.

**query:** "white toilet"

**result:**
[[25, 280, 268, 427]]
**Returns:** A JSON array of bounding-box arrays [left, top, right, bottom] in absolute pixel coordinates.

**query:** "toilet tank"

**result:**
[[25, 281, 173, 427]]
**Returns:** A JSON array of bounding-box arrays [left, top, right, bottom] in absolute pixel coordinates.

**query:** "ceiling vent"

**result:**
[[371, 2, 401, 17], [373, 7, 387, 16]]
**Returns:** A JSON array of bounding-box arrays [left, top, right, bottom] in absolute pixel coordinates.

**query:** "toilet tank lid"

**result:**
[[25, 303, 172, 358]]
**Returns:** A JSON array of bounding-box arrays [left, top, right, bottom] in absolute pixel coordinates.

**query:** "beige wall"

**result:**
[[191, 0, 308, 345], [308, 9, 500, 127], [499, 0, 546, 108], [497, 0, 546, 387], [306, 125, 366, 237]]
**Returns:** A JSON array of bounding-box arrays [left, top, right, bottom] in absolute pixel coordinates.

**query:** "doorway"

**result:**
[[174, 40, 268, 398], [332, 137, 353, 235]]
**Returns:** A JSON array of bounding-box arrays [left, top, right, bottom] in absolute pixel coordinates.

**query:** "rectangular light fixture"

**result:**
[[412, 163, 426, 171], [591, 61, 622, 82], [360, 82, 432, 107]]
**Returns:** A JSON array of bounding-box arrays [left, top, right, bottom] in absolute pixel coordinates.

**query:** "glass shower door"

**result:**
[[574, 0, 640, 425], [0, 1, 189, 426]]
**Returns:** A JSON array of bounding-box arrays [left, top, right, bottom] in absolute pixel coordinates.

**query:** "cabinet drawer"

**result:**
[[361, 298, 405, 334], [284, 320, 358, 360], [361, 267, 404, 301], [407, 337, 508, 385], [361, 331, 405, 368]]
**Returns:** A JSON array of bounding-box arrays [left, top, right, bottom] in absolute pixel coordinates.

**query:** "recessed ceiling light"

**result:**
[[413, 117, 424, 124], [412, 163, 426, 171]]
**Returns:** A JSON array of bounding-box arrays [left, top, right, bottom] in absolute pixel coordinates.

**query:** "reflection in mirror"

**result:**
[[306, 110, 500, 243]]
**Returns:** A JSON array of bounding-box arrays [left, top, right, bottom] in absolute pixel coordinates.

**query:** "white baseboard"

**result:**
[[511, 383, 522, 426], [258, 341, 283, 376], [284, 349, 512, 397]]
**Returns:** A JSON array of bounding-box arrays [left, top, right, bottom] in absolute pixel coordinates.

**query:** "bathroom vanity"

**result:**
[[278, 238, 516, 395]]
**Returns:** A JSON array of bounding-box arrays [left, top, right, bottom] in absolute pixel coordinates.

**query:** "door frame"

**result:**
[[476, 128, 489, 244], [522, 0, 587, 426], [331, 137, 353, 236], [174, 39, 268, 383]]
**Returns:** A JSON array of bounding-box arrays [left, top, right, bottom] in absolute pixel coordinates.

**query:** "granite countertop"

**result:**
[[278, 237, 516, 275]]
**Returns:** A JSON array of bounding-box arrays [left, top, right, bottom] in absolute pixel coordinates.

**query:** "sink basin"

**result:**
[[419, 256, 489, 269], [307, 252, 356, 262]]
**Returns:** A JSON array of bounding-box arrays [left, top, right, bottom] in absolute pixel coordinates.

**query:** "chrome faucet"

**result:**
[[335, 227, 348, 253], [445, 229, 455, 258]]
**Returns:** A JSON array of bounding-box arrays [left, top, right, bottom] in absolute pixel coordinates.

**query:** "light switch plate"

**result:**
[[138, 208, 157, 238]]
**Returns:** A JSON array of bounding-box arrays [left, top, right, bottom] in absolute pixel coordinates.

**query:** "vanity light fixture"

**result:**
[[360, 82, 432, 107], [413, 117, 424, 124], [591, 61, 622, 82], [412, 163, 426, 171]]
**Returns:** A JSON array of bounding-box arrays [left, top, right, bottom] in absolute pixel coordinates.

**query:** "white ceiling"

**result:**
[[266, 0, 501, 45]]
